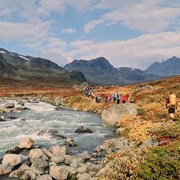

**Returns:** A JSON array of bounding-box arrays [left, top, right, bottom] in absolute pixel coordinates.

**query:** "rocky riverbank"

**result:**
[[0, 96, 134, 180]]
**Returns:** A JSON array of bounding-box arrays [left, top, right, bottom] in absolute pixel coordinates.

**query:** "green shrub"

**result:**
[[136, 142, 180, 180]]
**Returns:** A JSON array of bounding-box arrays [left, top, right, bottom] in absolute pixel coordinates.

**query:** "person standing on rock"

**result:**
[[166, 91, 177, 120]]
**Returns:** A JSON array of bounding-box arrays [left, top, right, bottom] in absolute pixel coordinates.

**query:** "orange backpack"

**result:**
[[169, 94, 176, 106]]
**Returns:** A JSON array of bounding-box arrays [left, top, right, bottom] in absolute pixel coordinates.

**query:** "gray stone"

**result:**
[[4, 102, 14, 108], [101, 104, 140, 126], [0, 164, 12, 175], [36, 174, 53, 180], [2, 154, 22, 167], [51, 155, 65, 163], [50, 145, 67, 156], [50, 165, 69, 180], [77, 173, 92, 180], [75, 126, 93, 133], [42, 148, 54, 158], [28, 149, 44, 159], [19, 137, 34, 149]]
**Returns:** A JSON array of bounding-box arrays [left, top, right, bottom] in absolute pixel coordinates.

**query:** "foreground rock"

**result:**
[[0, 137, 108, 179], [101, 104, 141, 126]]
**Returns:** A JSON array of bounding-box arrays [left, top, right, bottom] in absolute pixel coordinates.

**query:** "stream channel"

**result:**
[[0, 100, 116, 159]]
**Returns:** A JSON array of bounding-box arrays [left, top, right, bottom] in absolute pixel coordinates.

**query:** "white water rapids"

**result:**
[[0, 101, 116, 158]]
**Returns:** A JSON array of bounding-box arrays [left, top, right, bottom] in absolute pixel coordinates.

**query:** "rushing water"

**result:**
[[0, 100, 116, 158]]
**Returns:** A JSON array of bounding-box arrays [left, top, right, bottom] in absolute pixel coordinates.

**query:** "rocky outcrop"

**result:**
[[101, 104, 141, 126]]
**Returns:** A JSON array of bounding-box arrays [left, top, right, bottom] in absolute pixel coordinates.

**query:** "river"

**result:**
[[0, 100, 116, 158]]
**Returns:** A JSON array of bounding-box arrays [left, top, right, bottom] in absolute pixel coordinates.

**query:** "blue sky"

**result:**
[[0, 0, 180, 70]]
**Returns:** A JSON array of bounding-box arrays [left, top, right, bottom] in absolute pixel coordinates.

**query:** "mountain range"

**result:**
[[0, 48, 180, 86], [144, 56, 180, 76], [64, 57, 159, 85], [0, 48, 86, 86]]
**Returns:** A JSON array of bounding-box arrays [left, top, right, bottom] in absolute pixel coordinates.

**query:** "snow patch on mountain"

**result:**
[[0, 50, 6, 54], [19, 55, 29, 60]]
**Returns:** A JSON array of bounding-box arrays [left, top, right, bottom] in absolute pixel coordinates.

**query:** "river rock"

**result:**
[[42, 148, 54, 158], [30, 158, 49, 175], [9, 164, 30, 178], [75, 126, 93, 133], [18, 137, 34, 149], [2, 154, 22, 167], [17, 100, 25, 106], [28, 149, 44, 159], [0, 164, 13, 175], [50, 165, 69, 180], [51, 155, 65, 163], [64, 137, 77, 147], [5, 146, 22, 154], [37, 174, 53, 180], [77, 172, 92, 180], [50, 145, 67, 156], [4, 102, 14, 109], [101, 104, 140, 126]]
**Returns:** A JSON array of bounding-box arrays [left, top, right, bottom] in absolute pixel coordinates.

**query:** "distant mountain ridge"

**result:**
[[64, 57, 160, 85], [0, 48, 86, 85], [1, 47, 179, 86], [144, 56, 180, 76]]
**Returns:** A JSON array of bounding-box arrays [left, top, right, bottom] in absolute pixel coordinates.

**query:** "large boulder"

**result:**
[[2, 154, 21, 167], [18, 137, 34, 149], [101, 104, 140, 126]]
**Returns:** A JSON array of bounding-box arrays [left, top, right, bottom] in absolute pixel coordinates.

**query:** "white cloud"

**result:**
[[0, 21, 51, 41], [61, 28, 76, 34], [85, 0, 180, 33], [63, 32, 180, 69]]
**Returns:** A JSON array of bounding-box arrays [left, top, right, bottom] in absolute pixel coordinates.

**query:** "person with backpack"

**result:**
[[166, 91, 177, 120]]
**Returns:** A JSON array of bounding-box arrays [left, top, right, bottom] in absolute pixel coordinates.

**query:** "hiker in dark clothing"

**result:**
[[116, 93, 120, 104]]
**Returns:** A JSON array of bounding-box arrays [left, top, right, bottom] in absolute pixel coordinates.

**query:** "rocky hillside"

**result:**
[[145, 56, 180, 76], [0, 48, 86, 85], [64, 57, 160, 85]]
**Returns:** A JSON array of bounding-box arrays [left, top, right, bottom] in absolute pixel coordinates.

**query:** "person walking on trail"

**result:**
[[166, 91, 177, 120], [122, 94, 127, 103], [116, 93, 120, 104]]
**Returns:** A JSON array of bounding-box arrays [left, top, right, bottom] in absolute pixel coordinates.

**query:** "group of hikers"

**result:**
[[85, 86, 135, 104], [85, 85, 178, 120], [106, 93, 135, 104]]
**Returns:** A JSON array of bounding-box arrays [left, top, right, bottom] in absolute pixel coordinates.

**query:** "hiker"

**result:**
[[116, 93, 120, 104], [105, 94, 111, 103], [122, 94, 127, 103], [127, 94, 134, 103], [85, 88, 89, 96], [166, 92, 177, 120], [113, 93, 117, 102], [96, 95, 101, 103]]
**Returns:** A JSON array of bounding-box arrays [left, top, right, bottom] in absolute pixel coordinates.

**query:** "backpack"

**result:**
[[169, 94, 176, 106]]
